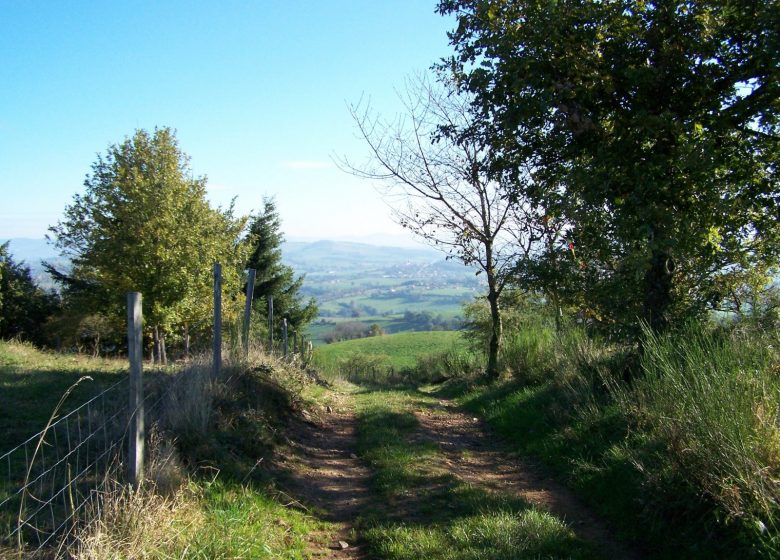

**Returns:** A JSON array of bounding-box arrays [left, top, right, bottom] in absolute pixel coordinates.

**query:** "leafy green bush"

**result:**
[[412, 347, 481, 382]]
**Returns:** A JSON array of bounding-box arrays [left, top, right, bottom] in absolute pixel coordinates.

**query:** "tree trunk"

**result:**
[[160, 332, 167, 366], [643, 246, 675, 333], [153, 325, 161, 365], [183, 324, 190, 362], [486, 285, 503, 380]]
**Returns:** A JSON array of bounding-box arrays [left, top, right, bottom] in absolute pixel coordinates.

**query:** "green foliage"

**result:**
[[246, 197, 317, 338], [0, 243, 58, 345], [439, 0, 780, 335], [48, 127, 248, 350], [462, 291, 555, 356], [448, 319, 779, 558]]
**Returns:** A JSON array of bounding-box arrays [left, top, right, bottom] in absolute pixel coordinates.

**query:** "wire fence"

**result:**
[[0, 369, 183, 558], [1, 375, 157, 558], [0, 278, 287, 557], [0, 377, 130, 556]]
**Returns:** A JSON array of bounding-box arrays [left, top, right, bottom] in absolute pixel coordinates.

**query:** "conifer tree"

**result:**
[[0, 243, 58, 345], [245, 198, 317, 340]]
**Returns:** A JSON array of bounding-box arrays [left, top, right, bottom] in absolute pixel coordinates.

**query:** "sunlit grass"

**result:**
[[353, 389, 598, 560]]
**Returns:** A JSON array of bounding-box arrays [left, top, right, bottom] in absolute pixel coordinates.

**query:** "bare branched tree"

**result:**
[[341, 75, 539, 379]]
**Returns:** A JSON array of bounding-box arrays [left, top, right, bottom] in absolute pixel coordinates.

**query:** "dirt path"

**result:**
[[413, 396, 642, 560], [279, 388, 640, 560], [278, 391, 370, 559]]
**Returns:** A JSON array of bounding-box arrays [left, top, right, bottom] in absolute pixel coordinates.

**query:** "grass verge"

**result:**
[[353, 388, 600, 560], [0, 341, 334, 558], [440, 322, 779, 559]]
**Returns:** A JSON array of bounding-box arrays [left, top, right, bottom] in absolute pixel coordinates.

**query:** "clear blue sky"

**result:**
[[0, 1, 454, 244]]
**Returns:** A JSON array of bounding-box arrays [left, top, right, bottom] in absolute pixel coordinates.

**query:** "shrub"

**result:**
[[412, 348, 481, 383]]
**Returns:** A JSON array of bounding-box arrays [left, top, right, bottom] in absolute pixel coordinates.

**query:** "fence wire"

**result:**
[[0, 377, 130, 556]]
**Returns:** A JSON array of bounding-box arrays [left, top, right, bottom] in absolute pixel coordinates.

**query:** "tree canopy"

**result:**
[[439, 0, 780, 334], [345, 75, 545, 378], [0, 243, 58, 345], [49, 128, 248, 359]]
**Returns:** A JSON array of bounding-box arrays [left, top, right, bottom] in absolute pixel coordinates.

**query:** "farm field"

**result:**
[[282, 240, 482, 344]]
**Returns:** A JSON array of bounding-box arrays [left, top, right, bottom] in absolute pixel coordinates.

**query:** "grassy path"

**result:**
[[283, 383, 639, 560]]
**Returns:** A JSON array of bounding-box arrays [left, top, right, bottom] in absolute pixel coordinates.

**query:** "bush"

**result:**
[[338, 352, 398, 384], [412, 348, 481, 383]]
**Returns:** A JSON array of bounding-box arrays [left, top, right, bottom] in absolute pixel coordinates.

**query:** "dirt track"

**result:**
[[278, 389, 640, 559]]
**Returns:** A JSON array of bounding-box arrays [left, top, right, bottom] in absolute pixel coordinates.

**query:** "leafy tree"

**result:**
[[245, 198, 317, 342], [439, 0, 780, 335], [0, 243, 59, 345], [344, 75, 542, 379], [49, 128, 248, 362]]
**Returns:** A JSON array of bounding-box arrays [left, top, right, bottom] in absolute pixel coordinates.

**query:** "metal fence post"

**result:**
[[213, 263, 222, 378], [127, 292, 144, 488], [242, 268, 256, 356]]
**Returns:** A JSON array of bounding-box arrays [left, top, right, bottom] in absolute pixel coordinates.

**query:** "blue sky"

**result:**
[[0, 1, 454, 244]]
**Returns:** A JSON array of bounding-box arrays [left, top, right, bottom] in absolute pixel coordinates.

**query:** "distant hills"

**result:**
[[1, 237, 473, 286], [283, 240, 441, 273], [0, 238, 59, 266]]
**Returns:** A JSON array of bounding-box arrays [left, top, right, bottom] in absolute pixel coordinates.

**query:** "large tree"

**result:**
[[344, 75, 544, 378], [245, 198, 317, 344], [439, 0, 780, 334], [49, 128, 248, 362]]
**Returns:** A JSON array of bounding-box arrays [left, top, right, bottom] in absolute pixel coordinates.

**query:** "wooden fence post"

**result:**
[[242, 268, 256, 356], [213, 263, 222, 379], [282, 318, 288, 358], [293, 330, 298, 355], [127, 292, 144, 488], [267, 295, 274, 354]]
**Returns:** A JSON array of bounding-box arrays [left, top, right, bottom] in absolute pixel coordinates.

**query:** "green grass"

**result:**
[[352, 388, 600, 559], [313, 331, 466, 374], [439, 322, 780, 559], [0, 340, 129, 451], [182, 479, 325, 558]]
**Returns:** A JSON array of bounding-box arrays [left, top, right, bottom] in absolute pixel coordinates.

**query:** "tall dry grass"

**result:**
[[65, 345, 315, 558]]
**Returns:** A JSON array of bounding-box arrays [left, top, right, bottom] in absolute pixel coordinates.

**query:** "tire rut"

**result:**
[[413, 397, 642, 560], [276, 393, 370, 559]]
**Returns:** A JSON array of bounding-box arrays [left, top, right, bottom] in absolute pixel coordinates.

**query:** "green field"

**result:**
[[0, 341, 130, 451], [317, 290, 473, 317], [312, 330, 467, 373]]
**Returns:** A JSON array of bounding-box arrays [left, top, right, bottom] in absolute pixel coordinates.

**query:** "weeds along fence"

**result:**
[[0, 267, 310, 556], [0, 370, 180, 556]]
